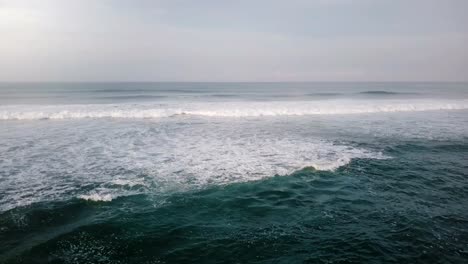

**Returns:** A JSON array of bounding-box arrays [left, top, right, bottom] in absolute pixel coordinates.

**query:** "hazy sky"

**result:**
[[0, 0, 467, 82]]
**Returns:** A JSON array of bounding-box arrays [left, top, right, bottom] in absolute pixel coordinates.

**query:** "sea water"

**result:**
[[0, 82, 467, 263]]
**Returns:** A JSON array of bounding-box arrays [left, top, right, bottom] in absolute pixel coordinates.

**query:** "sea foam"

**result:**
[[1, 99, 467, 120], [0, 116, 387, 211], [78, 193, 114, 202]]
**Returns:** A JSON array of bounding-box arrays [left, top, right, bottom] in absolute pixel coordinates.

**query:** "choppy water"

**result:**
[[0, 82, 468, 263]]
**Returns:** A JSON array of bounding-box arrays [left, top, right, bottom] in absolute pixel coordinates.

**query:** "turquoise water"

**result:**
[[0, 83, 468, 263]]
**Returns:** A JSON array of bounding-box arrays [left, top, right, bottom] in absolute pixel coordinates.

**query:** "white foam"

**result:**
[[1, 99, 467, 120], [0, 115, 388, 211], [309, 157, 354, 171], [78, 193, 114, 202]]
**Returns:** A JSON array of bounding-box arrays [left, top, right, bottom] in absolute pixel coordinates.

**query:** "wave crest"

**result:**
[[1, 99, 467, 120]]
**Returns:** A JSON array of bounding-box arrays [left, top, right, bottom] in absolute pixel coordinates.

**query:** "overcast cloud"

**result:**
[[0, 0, 467, 81]]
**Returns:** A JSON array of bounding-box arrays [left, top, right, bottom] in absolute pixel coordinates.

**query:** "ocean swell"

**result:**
[[1, 99, 467, 120]]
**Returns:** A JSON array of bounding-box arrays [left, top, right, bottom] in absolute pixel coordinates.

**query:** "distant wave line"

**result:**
[[1, 100, 467, 120]]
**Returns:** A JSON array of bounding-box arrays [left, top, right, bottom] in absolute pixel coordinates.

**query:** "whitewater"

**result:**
[[1, 99, 468, 120]]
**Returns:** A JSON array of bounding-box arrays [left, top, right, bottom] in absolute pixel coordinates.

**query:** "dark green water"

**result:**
[[2, 138, 467, 263]]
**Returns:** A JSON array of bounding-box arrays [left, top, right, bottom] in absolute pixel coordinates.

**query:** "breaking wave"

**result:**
[[1, 99, 467, 120], [0, 122, 387, 211]]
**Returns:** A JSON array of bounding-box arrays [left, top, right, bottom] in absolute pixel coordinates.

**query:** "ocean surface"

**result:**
[[0, 82, 467, 263]]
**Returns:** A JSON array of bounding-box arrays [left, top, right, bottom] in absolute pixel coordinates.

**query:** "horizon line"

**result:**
[[1, 81, 467, 84]]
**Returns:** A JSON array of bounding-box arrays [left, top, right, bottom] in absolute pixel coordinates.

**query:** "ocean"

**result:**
[[0, 82, 467, 263]]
